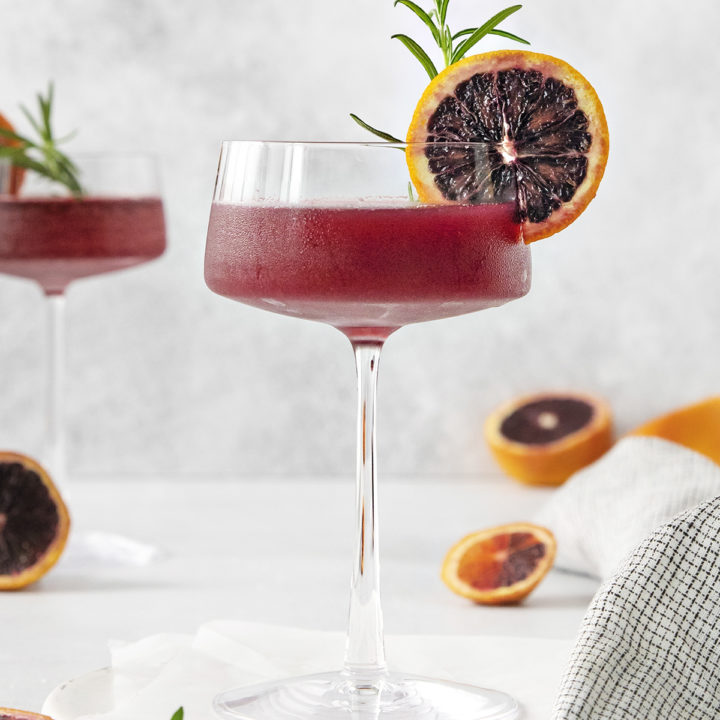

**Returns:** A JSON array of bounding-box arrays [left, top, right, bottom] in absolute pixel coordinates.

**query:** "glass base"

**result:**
[[214, 671, 521, 720]]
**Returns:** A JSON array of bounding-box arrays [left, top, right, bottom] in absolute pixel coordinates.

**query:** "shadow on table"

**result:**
[[524, 591, 598, 610], [30, 573, 184, 593]]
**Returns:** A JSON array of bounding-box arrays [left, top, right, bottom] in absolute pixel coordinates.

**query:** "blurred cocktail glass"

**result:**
[[0, 154, 166, 561]]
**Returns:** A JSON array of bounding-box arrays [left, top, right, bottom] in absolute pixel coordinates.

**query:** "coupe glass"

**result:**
[[205, 141, 531, 720], [0, 154, 166, 561]]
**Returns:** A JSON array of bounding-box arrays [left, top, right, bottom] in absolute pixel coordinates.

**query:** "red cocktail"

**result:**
[[0, 196, 165, 295], [206, 202, 529, 340]]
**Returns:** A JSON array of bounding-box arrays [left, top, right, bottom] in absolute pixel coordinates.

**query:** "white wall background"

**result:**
[[0, 0, 718, 479]]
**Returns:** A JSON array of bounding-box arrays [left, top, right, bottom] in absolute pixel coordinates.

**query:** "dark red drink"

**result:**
[[0, 196, 166, 294], [205, 202, 531, 340]]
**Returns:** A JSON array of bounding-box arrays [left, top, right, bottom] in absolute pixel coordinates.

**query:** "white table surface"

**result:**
[[0, 476, 599, 711]]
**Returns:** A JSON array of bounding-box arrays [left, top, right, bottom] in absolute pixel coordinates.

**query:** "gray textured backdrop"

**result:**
[[0, 0, 718, 478]]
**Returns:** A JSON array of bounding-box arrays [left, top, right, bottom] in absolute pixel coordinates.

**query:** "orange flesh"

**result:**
[[456, 532, 547, 590], [0, 452, 70, 590]]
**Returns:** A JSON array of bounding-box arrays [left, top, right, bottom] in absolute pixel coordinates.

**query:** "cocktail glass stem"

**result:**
[[45, 292, 67, 491], [42, 288, 162, 567], [344, 341, 387, 682]]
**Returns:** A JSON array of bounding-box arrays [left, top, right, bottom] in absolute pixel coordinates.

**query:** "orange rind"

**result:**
[[442, 522, 556, 605], [0, 112, 25, 194], [0, 452, 70, 590], [406, 50, 609, 243], [0, 711, 54, 720], [629, 397, 720, 466], [485, 391, 613, 486]]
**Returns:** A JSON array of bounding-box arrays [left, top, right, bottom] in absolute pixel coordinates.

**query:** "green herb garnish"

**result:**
[[351, 0, 529, 141], [0, 83, 84, 196], [349, 113, 403, 144], [170, 707, 184, 720]]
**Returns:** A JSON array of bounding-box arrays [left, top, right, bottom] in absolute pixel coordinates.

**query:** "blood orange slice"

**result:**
[[0, 452, 70, 590], [0, 112, 25, 194], [407, 50, 609, 242], [0, 710, 54, 720], [442, 522, 556, 604]]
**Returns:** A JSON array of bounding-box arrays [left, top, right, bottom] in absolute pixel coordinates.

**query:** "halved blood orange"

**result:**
[[406, 50, 609, 242], [0, 452, 70, 590], [485, 391, 613, 486], [442, 522, 556, 605], [0, 112, 25, 194], [0, 710, 54, 720], [629, 397, 720, 466]]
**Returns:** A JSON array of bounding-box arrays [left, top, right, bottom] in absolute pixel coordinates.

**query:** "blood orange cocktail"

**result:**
[[0, 196, 166, 295], [206, 142, 534, 720], [205, 202, 530, 340]]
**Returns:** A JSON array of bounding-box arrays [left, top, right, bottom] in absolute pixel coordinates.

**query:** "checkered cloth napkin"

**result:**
[[552, 493, 720, 718]]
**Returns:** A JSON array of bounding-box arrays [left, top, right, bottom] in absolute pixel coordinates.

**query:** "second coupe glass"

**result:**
[[0, 154, 166, 557]]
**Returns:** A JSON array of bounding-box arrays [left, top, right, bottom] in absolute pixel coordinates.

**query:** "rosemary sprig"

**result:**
[[349, 114, 404, 143], [351, 0, 529, 142], [0, 83, 84, 196], [449, 5, 526, 64]]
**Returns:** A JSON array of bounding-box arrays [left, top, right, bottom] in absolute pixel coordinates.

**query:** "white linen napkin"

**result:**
[[43, 622, 573, 720], [535, 436, 720, 580]]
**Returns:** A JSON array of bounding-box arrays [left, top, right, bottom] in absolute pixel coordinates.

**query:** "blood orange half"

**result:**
[[0, 452, 70, 590], [485, 391, 613, 486], [407, 50, 609, 243], [442, 522, 556, 604]]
